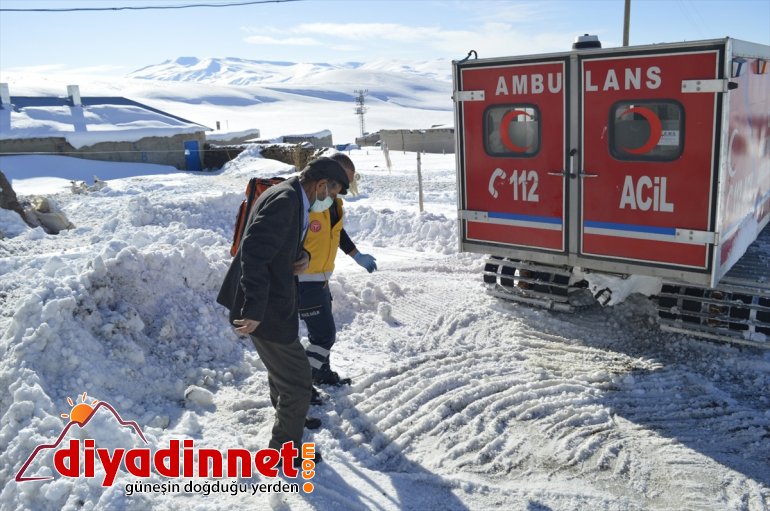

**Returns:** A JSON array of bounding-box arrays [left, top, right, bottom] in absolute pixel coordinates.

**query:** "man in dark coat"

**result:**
[[217, 157, 349, 461]]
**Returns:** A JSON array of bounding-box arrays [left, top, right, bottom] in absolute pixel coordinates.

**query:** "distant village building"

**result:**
[[0, 84, 210, 170], [281, 129, 333, 148], [379, 126, 454, 154], [355, 132, 381, 147]]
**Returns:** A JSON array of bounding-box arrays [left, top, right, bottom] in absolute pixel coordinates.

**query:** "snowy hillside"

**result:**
[[1, 147, 769, 510], [1, 57, 453, 143], [127, 56, 454, 123]]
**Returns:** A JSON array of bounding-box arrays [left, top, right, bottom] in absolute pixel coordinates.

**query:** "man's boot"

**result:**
[[312, 366, 351, 386]]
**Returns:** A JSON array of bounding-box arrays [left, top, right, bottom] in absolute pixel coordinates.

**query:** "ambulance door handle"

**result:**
[[580, 171, 599, 178], [547, 149, 580, 178], [569, 148, 577, 178]]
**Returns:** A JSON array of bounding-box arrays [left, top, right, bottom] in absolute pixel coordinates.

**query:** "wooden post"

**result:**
[[416, 152, 424, 213]]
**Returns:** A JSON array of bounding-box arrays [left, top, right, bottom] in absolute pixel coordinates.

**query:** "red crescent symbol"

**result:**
[[618, 106, 662, 154], [499, 109, 534, 152]]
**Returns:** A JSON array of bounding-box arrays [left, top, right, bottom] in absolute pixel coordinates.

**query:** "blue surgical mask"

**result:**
[[310, 184, 333, 212]]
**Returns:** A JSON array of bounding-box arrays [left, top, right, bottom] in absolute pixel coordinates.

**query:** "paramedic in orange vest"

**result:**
[[300, 152, 377, 387]]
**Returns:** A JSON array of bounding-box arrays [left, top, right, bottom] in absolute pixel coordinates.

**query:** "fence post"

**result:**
[[416, 151, 424, 213]]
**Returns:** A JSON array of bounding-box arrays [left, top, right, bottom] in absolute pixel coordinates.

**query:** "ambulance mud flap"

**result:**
[[483, 257, 592, 312]]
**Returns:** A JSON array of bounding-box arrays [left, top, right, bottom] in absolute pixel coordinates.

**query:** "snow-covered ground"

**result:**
[[1, 146, 769, 511]]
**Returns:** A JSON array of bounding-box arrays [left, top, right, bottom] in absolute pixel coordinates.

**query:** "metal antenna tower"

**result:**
[[354, 89, 368, 138]]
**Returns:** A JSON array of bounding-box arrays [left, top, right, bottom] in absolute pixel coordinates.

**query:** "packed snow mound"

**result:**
[[0, 238, 242, 414], [0, 208, 29, 238], [218, 145, 295, 178], [345, 206, 457, 254], [0, 240, 255, 508]]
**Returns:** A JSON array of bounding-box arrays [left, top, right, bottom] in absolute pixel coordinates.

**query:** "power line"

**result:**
[[675, 0, 708, 40], [0, 0, 301, 13]]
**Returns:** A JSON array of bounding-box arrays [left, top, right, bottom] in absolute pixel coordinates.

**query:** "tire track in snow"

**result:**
[[324, 259, 770, 510]]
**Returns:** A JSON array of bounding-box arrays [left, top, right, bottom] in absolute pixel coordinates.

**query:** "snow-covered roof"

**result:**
[[205, 128, 260, 142], [0, 95, 211, 149], [282, 128, 333, 139]]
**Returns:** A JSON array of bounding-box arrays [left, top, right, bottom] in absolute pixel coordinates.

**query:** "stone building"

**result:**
[[379, 126, 454, 153]]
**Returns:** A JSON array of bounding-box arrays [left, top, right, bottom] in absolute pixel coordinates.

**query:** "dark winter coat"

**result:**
[[217, 176, 307, 343]]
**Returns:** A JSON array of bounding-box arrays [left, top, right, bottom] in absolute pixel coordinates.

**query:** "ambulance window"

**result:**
[[484, 105, 540, 157], [610, 100, 683, 161]]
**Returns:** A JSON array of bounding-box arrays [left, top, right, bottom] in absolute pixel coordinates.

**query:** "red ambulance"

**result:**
[[453, 36, 770, 347]]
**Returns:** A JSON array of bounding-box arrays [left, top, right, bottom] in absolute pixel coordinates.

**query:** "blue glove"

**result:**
[[353, 252, 377, 273]]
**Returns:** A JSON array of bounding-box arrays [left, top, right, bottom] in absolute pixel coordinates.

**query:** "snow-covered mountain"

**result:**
[[126, 56, 453, 109], [2, 57, 454, 143], [128, 57, 340, 85], [127, 56, 453, 85]]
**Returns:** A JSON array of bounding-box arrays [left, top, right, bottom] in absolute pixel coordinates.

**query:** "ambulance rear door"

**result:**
[[577, 45, 723, 279], [455, 55, 571, 265]]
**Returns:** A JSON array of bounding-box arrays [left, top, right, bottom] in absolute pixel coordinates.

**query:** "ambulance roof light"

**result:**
[[573, 34, 602, 50]]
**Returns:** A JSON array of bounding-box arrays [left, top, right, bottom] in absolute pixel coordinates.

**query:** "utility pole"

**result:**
[[623, 0, 631, 46], [354, 89, 368, 138]]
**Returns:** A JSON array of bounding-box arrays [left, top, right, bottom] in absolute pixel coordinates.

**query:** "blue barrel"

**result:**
[[184, 140, 202, 171]]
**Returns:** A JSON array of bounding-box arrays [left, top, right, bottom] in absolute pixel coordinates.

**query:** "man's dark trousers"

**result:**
[[250, 334, 312, 450]]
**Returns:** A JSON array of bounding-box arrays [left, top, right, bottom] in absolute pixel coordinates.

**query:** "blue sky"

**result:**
[[1, 0, 768, 75]]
